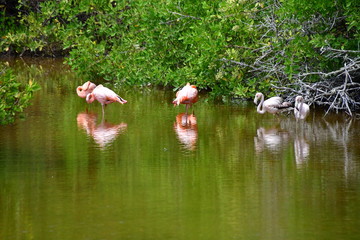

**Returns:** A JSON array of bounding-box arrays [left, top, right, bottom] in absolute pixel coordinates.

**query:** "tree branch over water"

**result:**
[[274, 47, 360, 116], [221, 45, 360, 116], [219, 0, 360, 117]]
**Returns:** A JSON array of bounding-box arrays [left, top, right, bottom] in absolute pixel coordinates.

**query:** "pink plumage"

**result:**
[[172, 83, 198, 113], [76, 81, 97, 98], [86, 84, 127, 115]]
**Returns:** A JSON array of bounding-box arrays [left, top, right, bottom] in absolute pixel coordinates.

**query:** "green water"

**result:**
[[1, 58, 360, 240]]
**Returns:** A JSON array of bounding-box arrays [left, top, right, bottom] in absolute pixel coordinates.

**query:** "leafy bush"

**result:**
[[0, 67, 40, 124], [1, 0, 359, 101]]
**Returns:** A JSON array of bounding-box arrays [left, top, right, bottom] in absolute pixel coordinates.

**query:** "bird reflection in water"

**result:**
[[255, 124, 310, 166], [174, 113, 198, 151], [77, 112, 127, 149], [294, 136, 310, 166], [254, 127, 289, 154]]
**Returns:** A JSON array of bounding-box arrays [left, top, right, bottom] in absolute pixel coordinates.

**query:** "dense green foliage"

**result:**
[[0, 66, 40, 124], [1, 0, 359, 100]]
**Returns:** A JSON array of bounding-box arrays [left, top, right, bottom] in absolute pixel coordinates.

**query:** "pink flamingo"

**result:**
[[173, 83, 198, 113], [86, 84, 127, 115], [76, 81, 97, 98]]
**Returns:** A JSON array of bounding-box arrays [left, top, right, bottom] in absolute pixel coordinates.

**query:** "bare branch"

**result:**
[[160, 11, 201, 25], [168, 11, 201, 20]]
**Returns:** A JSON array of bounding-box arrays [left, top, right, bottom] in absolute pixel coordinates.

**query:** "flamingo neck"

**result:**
[[298, 102, 302, 110], [297, 100, 304, 112], [257, 94, 266, 114]]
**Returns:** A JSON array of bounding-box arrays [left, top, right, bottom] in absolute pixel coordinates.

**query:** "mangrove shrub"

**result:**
[[0, 66, 40, 124], [1, 0, 359, 107]]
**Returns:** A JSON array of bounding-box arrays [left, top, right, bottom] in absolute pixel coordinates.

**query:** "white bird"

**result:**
[[254, 92, 291, 115], [294, 96, 310, 120]]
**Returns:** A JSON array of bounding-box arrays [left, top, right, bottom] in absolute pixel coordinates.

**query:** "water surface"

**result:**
[[1, 58, 360, 240]]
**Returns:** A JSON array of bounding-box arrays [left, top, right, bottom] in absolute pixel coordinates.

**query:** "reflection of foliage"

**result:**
[[0, 67, 40, 124]]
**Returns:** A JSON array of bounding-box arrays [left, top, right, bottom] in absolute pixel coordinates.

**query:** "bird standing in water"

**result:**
[[254, 92, 291, 115], [86, 84, 127, 116], [173, 83, 198, 114], [294, 96, 310, 120], [76, 81, 97, 98]]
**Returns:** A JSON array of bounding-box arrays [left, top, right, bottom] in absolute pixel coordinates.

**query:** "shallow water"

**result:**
[[1, 57, 360, 240]]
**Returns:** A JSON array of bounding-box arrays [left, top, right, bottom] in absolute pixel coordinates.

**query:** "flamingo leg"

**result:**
[[101, 104, 105, 118]]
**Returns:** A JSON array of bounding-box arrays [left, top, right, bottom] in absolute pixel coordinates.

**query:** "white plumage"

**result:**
[[294, 96, 310, 120], [254, 92, 291, 114]]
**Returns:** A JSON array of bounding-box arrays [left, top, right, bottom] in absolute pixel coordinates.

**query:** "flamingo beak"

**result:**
[[119, 97, 127, 104]]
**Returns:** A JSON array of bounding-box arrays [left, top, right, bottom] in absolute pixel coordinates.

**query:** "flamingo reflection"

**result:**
[[174, 113, 198, 151], [254, 127, 289, 153], [294, 136, 310, 166], [77, 112, 127, 148]]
